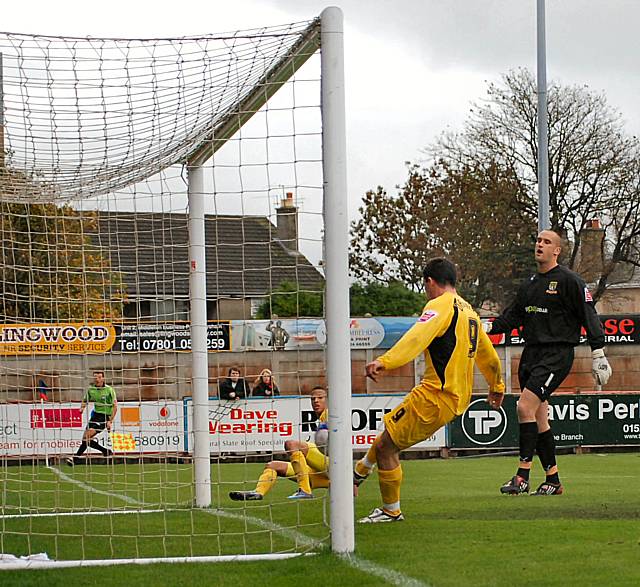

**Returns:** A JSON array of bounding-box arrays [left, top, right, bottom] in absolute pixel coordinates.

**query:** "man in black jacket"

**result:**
[[218, 366, 250, 400], [486, 229, 612, 495]]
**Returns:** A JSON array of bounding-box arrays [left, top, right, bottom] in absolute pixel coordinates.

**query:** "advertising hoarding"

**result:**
[[184, 395, 446, 454], [449, 394, 640, 449]]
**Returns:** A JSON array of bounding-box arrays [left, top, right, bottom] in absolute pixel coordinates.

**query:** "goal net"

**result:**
[[0, 9, 352, 569]]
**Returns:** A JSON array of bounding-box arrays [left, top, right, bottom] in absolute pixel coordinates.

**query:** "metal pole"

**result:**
[[505, 345, 512, 395], [537, 0, 550, 231], [188, 163, 211, 508], [321, 6, 354, 554], [1, 53, 5, 167], [40, 397, 49, 467]]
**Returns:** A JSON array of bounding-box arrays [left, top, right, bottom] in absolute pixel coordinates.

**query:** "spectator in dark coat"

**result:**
[[218, 366, 250, 400]]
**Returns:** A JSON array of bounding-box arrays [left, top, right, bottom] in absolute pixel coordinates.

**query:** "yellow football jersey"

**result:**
[[377, 291, 504, 415], [318, 408, 328, 423]]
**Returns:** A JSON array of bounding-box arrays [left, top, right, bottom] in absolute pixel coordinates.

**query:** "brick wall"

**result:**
[[0, 343, 637, 402]]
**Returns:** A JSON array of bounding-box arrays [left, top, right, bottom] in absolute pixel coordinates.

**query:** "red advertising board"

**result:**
[[485, 314, 640, 346], [30, 408, 83, 429]]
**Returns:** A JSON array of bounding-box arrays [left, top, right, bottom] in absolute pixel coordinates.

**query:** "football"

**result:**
[[314, 422, 329, 449]]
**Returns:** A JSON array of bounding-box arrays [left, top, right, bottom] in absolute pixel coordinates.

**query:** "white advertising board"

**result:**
[[184, 394, 446, 454], [0, 395, 445, 457], [0, 401, 184, 457]]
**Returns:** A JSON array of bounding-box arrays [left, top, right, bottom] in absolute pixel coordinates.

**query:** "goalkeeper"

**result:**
[[354, 258, 505, 523], [487, 229, 612, 496], [66, 370, 117, 465], [229, 386, 329, 501]]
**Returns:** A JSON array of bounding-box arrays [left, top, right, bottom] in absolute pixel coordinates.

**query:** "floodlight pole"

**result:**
[[537, 0, 550, 231], [321, 6, 354, 554], [188, 162, 211, 508], [1, 53, 5, 168]]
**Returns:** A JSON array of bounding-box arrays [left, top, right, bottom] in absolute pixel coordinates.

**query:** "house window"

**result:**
[[123, 300, 152, 319]]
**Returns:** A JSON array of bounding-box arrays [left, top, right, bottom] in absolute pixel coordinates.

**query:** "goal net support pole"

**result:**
[[321, 6, 354, 554], [188, 162, 211, 508]]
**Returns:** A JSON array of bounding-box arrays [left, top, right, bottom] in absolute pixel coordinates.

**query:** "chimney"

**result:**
[[576, 218, 604, 283], [276, 192, 298, 253]]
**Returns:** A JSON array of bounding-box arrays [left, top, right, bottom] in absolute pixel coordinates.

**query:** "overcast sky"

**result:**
[[4, 0, 640, 223]]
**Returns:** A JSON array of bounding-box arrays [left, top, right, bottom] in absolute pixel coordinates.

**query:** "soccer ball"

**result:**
[[315, 423, 329, 449]]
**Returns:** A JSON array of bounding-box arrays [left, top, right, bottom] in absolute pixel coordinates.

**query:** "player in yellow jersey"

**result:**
[[355, 258, 506, 523], [229, 386, 329, 501]]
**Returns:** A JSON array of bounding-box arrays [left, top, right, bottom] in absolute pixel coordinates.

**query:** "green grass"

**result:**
[[1, 454, 639, 586]]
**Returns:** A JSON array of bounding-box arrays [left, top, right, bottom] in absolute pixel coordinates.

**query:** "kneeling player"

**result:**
[[229, 386, 329, 501]]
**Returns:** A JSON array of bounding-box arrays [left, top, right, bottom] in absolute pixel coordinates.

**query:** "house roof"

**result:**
[[94, 212, 323, 298]]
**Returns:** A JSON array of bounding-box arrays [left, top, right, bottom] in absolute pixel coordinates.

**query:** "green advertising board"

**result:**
[[449, 394, 640, 449]]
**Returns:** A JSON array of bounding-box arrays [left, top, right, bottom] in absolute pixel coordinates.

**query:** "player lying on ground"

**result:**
[[229, 386, 329, 501]]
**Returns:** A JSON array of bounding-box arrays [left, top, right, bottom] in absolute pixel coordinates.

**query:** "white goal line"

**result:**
[[0, 508, 168, 520]]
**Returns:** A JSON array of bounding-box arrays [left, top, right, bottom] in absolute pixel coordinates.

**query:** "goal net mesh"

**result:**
[[0, 18, 329, 566]]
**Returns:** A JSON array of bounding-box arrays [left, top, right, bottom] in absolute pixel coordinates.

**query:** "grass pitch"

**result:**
[[1, 453, 639, 586]]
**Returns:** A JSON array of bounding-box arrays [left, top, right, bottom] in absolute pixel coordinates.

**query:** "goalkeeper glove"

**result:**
[[591, 348, 612, 386], [482, 320, 492, 334]]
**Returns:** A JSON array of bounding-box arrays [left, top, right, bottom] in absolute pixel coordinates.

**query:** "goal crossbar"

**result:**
[[187, 18, 321, 167]]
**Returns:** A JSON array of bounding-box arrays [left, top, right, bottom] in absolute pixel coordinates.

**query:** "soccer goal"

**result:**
[[0, 7, 352, 569]]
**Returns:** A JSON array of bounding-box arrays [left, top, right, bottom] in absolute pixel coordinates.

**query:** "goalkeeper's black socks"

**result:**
[[536, 428, 557, 470], [518, 422, 538, 465], [89, 440, 108, 455], [516, 467, 531, 481], [546, 472, 560, 485], [536, 427, 561, 484], [75, 441, 88, 456]]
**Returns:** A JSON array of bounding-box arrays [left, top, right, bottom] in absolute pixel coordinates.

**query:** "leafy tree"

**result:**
[[350, 280, 425, 316], [350, 160, 536, 307], [350, 169, 440, 292], [257, 280, 426, 318], [255, 281, 323, 319], [0, 167, 125, 321]]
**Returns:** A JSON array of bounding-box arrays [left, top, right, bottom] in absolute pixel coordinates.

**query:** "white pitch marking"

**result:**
[[0, 509, 165, 520], [46, 466, 426, 585], [339, 553, 429, 587], [50, 466, 139, 504]]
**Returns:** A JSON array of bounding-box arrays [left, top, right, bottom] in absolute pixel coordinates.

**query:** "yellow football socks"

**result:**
[[378, 465, 402, 515], [355, 435, 380, 477], [255, 467, 277, 496], [290, 450, 312, 494]]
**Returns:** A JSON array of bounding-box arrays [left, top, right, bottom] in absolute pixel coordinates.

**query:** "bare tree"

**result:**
[[432, 68, 640, 299]]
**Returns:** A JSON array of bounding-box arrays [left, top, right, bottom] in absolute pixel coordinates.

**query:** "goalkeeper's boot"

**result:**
[[532, 481, 564, 496], [287, 489, 313, 500], [229, 491, 263, 501], [65, 457, 75, 467], [358, 507, 404, 523], [500, 475, 530, 495]]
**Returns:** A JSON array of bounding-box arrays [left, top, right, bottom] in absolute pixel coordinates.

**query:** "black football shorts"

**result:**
[[87, 411, 110, 431], [518, 344, 574, 401]]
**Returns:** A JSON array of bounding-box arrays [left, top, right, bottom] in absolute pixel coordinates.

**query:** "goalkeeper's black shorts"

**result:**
[[518, 344, 574, 401], [87, 411, 110, 431]]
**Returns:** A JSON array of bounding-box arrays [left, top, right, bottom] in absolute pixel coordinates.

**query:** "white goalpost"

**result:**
[[0, 6, 352, 569]]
